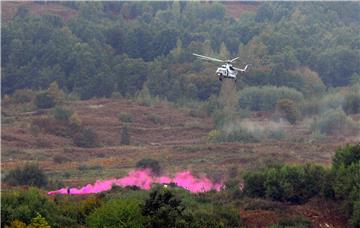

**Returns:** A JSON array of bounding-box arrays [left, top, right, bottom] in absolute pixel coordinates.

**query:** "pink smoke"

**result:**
[[48, 169, 223, 195]]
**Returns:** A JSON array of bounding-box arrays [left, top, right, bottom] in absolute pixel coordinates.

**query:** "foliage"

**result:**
[[47, 81, 65, 104], [86, 197, 145, 228], [27, 213, 51, 228], [332, 144, 360, 169], [11, 89, 36, 104], [311, 108, 358, 136], [53, 155, 70, 164], [243, 164, 326, 204], [276, 99, 300, 124], [121, 125, 130, 145], [118, 112, 133, 123], [34, 92, 55, 109], [73, 127, 98, 148], [136, 158, 161, 175], [52, 106, 73, 122], [343, 84, 360, 115], [1, 188, 59, 226], [238, 86, 303, 112], [141, 187, 189, 228], [3, 163, 48, 187], [2, 2, 359, 101], [146, 114, 162, 124]]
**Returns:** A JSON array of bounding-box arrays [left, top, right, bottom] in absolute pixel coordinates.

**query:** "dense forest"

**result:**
[[2, 2, 360, 100]]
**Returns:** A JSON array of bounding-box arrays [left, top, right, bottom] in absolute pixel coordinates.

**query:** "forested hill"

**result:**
[[2, 2, 360, 100]]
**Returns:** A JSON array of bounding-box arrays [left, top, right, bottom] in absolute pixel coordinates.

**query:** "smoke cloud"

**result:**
[[48, 169, 223, 195]]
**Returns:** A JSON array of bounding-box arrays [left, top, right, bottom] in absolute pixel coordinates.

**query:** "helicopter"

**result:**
[[193, 53, 249, 82]]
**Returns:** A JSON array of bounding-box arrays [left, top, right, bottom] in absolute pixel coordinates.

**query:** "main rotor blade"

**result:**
[[234, 64, 250, 72], [193, 53, 224, 63], [229, 57, 239, 63]]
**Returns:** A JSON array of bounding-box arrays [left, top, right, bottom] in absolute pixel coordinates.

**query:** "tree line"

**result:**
[[2, 2, 360, 101]]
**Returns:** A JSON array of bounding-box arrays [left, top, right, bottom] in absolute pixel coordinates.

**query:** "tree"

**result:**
[[4, 163, 48, 187], [141, 187, 188, 228], [34, 92, 55, 109], [136, 158, 161, 175], [276, 99, 300, 124], [27, 213, 51, 228], [86, 198, 145, 228], [121, 125, 130, 145]]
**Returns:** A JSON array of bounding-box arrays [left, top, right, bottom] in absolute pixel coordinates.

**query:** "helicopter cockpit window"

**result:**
[[229, 66, 235, 71]]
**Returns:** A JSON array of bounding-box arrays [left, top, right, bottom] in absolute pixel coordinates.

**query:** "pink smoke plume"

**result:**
[[48, 169, 223, 195]]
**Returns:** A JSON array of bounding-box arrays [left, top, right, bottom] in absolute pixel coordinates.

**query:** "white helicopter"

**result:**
[[193, 53, 249, 82]]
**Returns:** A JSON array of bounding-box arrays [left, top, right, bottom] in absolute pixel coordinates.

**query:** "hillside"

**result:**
[[2, 2, 360, 227], [2, 97, 355, 227]]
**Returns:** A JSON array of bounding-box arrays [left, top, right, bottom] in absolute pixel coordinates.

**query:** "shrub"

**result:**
[[53, 155, 70, 164], [12, 89, 36, 103], [343, 85, 360, 115], [47, 81, 65, 104], [118, 112, 133, 123], [1, 188, 58, 226], [141, 187, 187, 227], [120, 125, 130, 145], [243, 172, 267, 197], [238, 86, 303, 112], [34, 92, 55, 109], [3, 163, 48, 187], [86, 198, 145, 227], [243, 164, 326, 204], [52, 106, 73, 122], [73, 128, 98, 148], [276, 99, 301, 124], [332, 144, 360, 169], [136, 158, 161, 175], [147, 113, 161, 124], [27, 213, 51, 228], [311, 108, 358, 136]]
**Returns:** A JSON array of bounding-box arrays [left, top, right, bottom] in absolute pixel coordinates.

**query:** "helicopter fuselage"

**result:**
[[216, 64, 238, 81]]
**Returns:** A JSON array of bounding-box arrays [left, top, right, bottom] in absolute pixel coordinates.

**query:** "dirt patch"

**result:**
[[2, 2, 77, 22]]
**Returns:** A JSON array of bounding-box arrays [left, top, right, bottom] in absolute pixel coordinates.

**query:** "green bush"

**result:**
[[243, 172, 267, 197], [34, 92, 55, 109], [311, 108, 358, 136], [118, 112, 133, 123], [276, 99, 301, 124], [73, 128, 98, 148], [146, 113, 161, 124], [243, 164, 326, 204], [1, 188, 59, 227], [332, 144, 360, 169], [136, 158, 161, 175], [53, 155, 70, 164], [238, 86, 303, 112], [3, 163, 48, 187], [52, 106, 73, 122], [87, 198, 145, 228], [141, 187, 190, 227], [343, 85, 360, 115], [12, 89, 36, 103], [121, 125, 130, 145]]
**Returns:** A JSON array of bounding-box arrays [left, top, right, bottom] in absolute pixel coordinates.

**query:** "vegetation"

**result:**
[[2, 2, 359, 100], [120, 125, 130, 145], [238, 86, 303, 112], [311, 108, 358, 136], [136, 158, 161, 175], [243, 144, 360, 226], [2, 2, 360, 227], [3, 163, 48, 187], [73, 127, 98, 148]]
